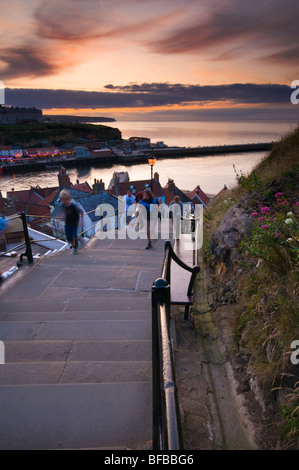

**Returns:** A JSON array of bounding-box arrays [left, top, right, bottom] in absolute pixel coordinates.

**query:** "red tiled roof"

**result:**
[[71, 182, 92, 193], [106, 188, 117, 196], [188, 186, 210, 206], [113, 179, 164, 198], [25, 204, 51, 218], [6, 189, 44, 205], [33, 186, 58, 198], [38, 189, 59, 207], [163, 181, 192, 205], [214, 185, 228, 199]]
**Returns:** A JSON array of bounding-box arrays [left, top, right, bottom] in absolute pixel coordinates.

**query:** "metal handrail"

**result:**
[[152, 240, 200, 450], [0, 212, 65, 263]]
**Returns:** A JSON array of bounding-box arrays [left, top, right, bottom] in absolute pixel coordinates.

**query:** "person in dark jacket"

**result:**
[[58, 190, 84, 255]]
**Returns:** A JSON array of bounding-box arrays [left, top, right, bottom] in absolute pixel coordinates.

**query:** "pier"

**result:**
[[1, 142, 275, 175]]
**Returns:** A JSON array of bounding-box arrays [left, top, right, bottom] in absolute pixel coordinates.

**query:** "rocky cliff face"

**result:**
[[209, 204, 253, 265]]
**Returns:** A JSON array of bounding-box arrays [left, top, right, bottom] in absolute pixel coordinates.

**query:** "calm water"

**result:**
[[107, 120, 296, 148], [0, 120, 296, 197]]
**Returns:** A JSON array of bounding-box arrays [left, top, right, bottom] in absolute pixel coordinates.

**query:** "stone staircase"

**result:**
[[0, 236, 165, 450]]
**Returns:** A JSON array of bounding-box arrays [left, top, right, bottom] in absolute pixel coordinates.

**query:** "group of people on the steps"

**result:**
[[55, 186, 183, 254]]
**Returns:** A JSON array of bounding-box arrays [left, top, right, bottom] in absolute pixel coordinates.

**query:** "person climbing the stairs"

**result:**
[[138, 188, 161, 250], [58, 190, 84, 255]]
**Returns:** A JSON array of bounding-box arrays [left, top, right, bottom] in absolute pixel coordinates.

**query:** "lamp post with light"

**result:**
[[148, 157, 157, 190]]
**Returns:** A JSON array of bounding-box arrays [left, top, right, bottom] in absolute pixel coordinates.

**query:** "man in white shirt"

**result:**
[[122, 188, 136, 225]]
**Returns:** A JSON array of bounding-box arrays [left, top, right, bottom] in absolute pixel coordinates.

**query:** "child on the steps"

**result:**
[[58, 190, 84, 255]]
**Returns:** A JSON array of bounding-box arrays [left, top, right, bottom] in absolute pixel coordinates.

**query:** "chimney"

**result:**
[[93, 179, 105, 194], [114, 175, 120, 194], [154, 172, 159, 183], [58, 167, 71, 187], [167, 178, 176, 192]]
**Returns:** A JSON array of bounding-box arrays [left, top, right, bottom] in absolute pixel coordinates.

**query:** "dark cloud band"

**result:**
[[4, 83, 291, 109]]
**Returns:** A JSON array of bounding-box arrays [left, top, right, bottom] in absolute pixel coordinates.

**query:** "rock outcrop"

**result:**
[[209, 204, 253, 264]]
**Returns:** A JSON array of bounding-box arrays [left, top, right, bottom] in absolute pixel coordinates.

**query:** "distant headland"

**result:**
[[44, 115, 116, 123]]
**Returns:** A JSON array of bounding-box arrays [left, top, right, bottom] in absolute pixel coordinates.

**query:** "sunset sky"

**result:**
[[1, 0, 299, 120]]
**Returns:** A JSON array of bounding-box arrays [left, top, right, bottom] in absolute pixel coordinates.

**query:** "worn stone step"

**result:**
[[65, 298, 151, 312], [4, 340, 151, 363], [0, 299, 67, 313], [38, 250, 162, 266], [36, 287, 151, 301], [82, 289, 150, 299], [3, 310, 150, 322], [91, 237, 165, 251], [0, 382, 152, 449], [0, 320, 151, 341], [0, 360, 151, 385], [0, 297, 151, 314]]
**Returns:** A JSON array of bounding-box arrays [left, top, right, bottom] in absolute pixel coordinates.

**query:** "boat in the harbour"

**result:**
[[45, 163, 63, 170]]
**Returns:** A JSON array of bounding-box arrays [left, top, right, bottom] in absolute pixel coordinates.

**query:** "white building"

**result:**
[[0, 106, 43, 124], [50, 189, 119, 241]]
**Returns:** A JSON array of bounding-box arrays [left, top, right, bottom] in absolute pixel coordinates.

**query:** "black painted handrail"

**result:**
[[152, 240, 200, 450]]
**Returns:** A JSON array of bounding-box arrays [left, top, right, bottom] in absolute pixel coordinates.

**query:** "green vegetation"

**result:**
[[204, 126, 299, 447], [0, 122, 122, 147]]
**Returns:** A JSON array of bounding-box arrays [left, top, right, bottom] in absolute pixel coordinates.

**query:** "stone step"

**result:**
[[65, 298, 151, 312], [3, 310, 150, 322], [0, 382, 152, 450], [0, 360, 152, 385], [0, 319, 151, 341], [1, 266, 157, 301], [0, 297, 151, 314], [39, 250, 162, 266], [82, 289, 150, 299], [4, 340, 151, 363]]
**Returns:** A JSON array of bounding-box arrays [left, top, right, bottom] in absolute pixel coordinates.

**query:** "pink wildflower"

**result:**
[[282, 201, 289, 205], [259, 217, 265, 221], [275, 192, 283, 198], [251, 212, 258, 218], [275, 233, 280, 238], [261, 207, 270, 214], [296, 202, 299, 206], [261, 225, 269, 230]]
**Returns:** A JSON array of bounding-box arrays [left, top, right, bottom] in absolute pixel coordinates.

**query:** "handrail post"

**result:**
[[19, 212, 33, 264], [152, 278, 170, 450], [184, 266, 200, 321]]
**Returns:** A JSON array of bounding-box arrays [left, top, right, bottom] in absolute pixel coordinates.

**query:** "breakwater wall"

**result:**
[[1, 142, 275, 174]]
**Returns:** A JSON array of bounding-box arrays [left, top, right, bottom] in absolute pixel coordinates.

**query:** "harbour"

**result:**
[[0, 141, 274, 175]]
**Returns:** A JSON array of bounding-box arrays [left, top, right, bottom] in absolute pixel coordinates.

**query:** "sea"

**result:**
[[0, 120, 297, 197]]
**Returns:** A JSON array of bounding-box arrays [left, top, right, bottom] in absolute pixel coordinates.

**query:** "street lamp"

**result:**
[[148, 157, 157, 189]]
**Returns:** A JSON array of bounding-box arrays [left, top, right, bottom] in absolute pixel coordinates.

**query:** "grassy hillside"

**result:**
[[204, 126, 299, 447], [0, 122, 122, 147]]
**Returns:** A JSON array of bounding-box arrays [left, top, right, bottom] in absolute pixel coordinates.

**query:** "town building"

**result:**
[[50, 188, 119, 239], [127, 137, 151, 150], [214, 184, 228, 199], [108, 172, 165, 202], [163, 178, 192, 205], [0, 105, 43, 124], [188, 185, 210, 208]]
